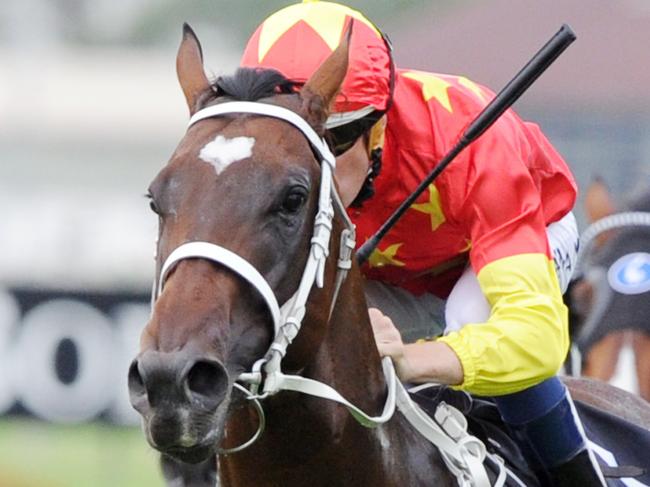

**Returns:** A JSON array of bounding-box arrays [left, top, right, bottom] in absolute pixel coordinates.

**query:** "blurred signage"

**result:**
[[0, 287, 150, 425]]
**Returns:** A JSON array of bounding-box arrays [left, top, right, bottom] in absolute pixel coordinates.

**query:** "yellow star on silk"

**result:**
[[402, 71, 453, 112], [368, 243, 406, 268], [459, 76, 488, 102], [258, 2, 380, 62], [411, 184, 446, 231]]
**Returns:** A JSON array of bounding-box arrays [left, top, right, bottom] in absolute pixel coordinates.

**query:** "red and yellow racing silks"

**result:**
[[349, 70, 577, 396]]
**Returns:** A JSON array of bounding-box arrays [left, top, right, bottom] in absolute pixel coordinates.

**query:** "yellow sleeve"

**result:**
[[437, 253, 569, 396]]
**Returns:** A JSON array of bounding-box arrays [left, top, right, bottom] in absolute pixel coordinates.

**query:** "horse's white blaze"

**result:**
[[199, 135, 255, 174]]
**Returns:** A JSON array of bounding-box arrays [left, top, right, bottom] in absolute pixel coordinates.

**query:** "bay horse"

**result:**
[[129, 24, 650, 487], [128, 24, 455, 486]]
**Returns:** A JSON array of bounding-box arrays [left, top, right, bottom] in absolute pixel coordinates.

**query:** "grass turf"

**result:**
[[0, 419, 164, 487]]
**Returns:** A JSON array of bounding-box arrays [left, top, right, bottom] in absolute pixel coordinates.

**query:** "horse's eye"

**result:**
[[281, 189, 307, 214]]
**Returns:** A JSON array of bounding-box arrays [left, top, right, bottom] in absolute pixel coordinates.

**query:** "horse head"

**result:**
[[128, 24, 356, 464]]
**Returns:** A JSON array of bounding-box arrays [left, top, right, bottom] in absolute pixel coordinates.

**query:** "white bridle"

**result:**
[[152, 101, 497, 486], [154, 101, 388, 413]]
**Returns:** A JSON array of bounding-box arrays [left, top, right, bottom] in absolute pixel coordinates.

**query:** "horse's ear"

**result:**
[[584, 176, 616, 223], [584, 176, 617, 248], [176, 23, 210, 115], [300, 24, 352, 130]]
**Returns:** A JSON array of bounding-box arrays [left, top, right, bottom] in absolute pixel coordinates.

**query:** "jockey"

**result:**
[[241, 1, 604, 485]]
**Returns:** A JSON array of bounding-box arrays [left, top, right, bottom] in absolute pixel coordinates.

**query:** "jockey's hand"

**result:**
[[368, 307, 415, 380], [368, 307, 464, 386]]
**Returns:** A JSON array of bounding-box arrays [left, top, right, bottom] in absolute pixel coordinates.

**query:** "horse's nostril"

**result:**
[[186, 360, 228, 403], [128, 359, 146, 397]]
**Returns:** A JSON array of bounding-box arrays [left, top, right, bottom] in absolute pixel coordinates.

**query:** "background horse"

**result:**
[[568, 178, 650, 401], [128, 25, 650, 487]]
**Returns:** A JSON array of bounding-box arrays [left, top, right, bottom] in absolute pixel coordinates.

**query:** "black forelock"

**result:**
[[212, 67, 299, 102]]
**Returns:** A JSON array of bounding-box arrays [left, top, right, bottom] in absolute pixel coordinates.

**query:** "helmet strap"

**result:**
[[366, 115, 386, 158], [350, 117, 386, 208]]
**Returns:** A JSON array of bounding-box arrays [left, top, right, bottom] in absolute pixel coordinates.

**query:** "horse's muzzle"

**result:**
[[128, 350, 230, 460]]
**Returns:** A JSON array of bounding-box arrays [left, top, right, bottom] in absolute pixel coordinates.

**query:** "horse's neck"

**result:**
[[279, 223, 389, 411], [222, 270, 374, 449], [220, 261, 453, 486], [315, 266, 388, 407], [267, 264, 388, 429]]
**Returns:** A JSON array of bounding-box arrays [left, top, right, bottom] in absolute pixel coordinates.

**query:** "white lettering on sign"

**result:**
[[0, 291, 20, 414], [0, 288, 148, 425]]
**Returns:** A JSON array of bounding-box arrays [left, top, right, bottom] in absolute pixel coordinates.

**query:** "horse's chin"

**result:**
[[163, 443, 217, 465], [144, 402, 230, 465], [150, 423, 225, 465]]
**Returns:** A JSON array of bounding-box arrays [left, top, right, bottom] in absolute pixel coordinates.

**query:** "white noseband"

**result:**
[[158, 241, 282, 332]]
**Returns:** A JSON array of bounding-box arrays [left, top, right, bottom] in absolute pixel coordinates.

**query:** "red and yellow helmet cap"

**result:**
[[241, 1, 393, 122]]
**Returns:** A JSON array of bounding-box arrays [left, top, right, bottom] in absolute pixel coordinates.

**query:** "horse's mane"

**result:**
[[209, 67, 299, 103]]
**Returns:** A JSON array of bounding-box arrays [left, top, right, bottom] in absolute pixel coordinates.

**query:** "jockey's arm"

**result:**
[[434, 117, 571, 396], [372, 118, 572, 396], [370, 307, 464, 385], [437, 253, 569, 396], [371, 253, 569, 396]]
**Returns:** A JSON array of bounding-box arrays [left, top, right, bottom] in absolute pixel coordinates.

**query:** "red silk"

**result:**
[[241, 17, 391, 113], [349, 70, 577, 298]]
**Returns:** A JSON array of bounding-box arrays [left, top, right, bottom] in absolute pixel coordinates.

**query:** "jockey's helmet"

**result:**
[[240, 0, 394, 154]]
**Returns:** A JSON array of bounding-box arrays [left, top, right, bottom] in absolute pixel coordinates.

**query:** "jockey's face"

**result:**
[[334, 136, 371, 207]]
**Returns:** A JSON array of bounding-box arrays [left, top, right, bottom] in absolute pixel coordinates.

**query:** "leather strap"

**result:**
[[189, 101, 336, 169], [158, 242, 282, 335]]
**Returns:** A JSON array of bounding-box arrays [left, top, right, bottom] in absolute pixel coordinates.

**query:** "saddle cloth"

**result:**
[[410, 385, 650, 486]]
